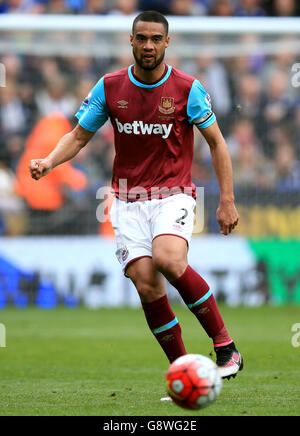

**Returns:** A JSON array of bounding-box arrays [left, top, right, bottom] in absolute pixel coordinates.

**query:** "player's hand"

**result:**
[[216, 201, 239, 236], [29, 158, 52, 180]]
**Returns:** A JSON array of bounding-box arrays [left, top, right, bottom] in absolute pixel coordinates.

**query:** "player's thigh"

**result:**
[[152, 193, 196, 245], [152, 235, 188, 280], [151, 194, 195, 279], [110, 197, 152, 274], [126, 256, 166, 303]]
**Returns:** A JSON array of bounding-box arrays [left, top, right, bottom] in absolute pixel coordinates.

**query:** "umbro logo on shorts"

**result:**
[[115, 118, 173, 139]]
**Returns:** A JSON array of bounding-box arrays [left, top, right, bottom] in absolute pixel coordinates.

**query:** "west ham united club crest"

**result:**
[[121, 247, 129, 262], [159, 97, 175, 115]]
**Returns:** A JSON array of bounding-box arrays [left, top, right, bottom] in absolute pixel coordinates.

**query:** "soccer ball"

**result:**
[[165, 354, 222, 410]]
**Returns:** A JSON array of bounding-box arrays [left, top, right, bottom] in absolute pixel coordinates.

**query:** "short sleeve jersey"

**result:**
[[75, 65, 216, 201]]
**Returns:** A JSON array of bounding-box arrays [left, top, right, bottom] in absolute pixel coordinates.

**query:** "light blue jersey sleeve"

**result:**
[[187, 79, 216, 129], [75, 77, 109, 133]]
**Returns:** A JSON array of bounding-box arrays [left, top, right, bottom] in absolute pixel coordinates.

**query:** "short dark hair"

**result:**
[[132, 10, 169, 35]]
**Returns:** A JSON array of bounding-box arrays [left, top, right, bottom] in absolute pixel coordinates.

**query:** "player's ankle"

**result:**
[[214, 340, 234, 349]]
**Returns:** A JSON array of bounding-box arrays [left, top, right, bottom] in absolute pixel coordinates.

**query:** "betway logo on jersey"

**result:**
[[115, 118, 173, 139]]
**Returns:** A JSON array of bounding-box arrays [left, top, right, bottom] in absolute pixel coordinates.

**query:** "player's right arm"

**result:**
[[29, 125, 94, 180], [29, 76, 109, 181]]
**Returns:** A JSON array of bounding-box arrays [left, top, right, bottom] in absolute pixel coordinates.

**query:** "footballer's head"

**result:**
[[131, 11, 170, 71]]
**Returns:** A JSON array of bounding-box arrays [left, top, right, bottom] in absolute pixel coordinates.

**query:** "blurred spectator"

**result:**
[[19, 82, 39, 133], [295, 103, 300, 160], [260, 69, 293, 156], [229, 52, 263, 95], [15, 113, 87, 234], [226, 118, 273, 187], [169, 0, 205, 15], [200, 57, 231, 118], [237, 34, 266, 75], [273, 133, 300, 191], [14, 112, 87, 233], [75, 77, 96, 104], [84, 0, 107, 14], [234, 74, 263, 130], [138, 0, 171, 14], [0, 82, 27, 136], [1, 54, 22, 82], [38, 58, 61, 83], [68, 56, 98, 84], [209, 0, 233, 16], [271, 0, 298, 17], [0, 0, 48, 13], [234, 0, 266, 16], [64, 0, 85, 13], [46, 0, 69, 13], [192, 133, 213, 182], [261, 38, 297, 95], [272, 43, 296, 78], [0, 1, 8, 13], [190, 55, 231, 133], [4, 134, 24, 169], [110, 0, 139, 15], [226, 118, 260, 159], [0, 161, 26, 235], [36, 75, 77, 118]]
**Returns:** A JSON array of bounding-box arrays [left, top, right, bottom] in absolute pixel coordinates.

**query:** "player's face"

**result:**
[[130, 21, 170, 71]]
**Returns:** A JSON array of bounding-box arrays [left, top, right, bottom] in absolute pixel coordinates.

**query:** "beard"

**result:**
[[132, 48, 165, 71]]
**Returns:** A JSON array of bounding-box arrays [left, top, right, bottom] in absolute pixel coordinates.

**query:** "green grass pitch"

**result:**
[[0, 305, 299, 416]]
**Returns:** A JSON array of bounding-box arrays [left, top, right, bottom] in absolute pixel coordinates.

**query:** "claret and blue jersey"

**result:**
[[75, 64, 216, 200]]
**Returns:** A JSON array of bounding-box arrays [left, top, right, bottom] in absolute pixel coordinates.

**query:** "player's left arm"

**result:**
[[187, 79, 239, 235], [199, 121, 239, 236]]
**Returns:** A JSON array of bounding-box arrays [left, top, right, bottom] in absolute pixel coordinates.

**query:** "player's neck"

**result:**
[[133, 62, 166, 84]]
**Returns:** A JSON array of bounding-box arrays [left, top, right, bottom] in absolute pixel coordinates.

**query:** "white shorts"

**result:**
[[109, 193, 196, 276]]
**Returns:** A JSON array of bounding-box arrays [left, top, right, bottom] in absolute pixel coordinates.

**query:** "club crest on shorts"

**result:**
[[116, 246, 129, 264], [159, 97, 175, 114], [122, 247, 129, 261]]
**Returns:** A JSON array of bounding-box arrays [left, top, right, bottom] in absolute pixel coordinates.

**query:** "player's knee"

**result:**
[[153, 253, 186, 282], [136, 282, 164, 303]]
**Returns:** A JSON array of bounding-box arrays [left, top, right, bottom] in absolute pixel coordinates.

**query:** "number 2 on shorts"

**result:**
[[175, 208, 188, 225]]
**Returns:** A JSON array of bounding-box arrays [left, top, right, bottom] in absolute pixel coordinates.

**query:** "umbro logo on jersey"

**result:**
[[115, 118, 173, 139], [117, 100, 128, 109]]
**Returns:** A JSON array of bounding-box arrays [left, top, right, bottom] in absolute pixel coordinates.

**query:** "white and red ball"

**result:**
[[165, 354, 222, 410]]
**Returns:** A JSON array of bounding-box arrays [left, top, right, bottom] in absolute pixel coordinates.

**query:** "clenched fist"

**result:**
[[216, 201, 239, 236], [29, 159, 52, 180]]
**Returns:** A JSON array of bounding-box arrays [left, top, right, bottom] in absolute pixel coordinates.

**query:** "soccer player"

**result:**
[[29, 11, 243, 381]]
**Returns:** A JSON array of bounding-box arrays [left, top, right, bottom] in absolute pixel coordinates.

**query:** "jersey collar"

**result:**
[[128, 64, 172, 89]]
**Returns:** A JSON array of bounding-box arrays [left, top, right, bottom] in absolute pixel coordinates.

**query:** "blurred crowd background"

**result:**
[[0, 0, 300, 236], [0, 0, 299, 16]]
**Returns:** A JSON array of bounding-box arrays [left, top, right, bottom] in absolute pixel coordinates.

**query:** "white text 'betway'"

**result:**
[[115, 118, 173, 139]]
